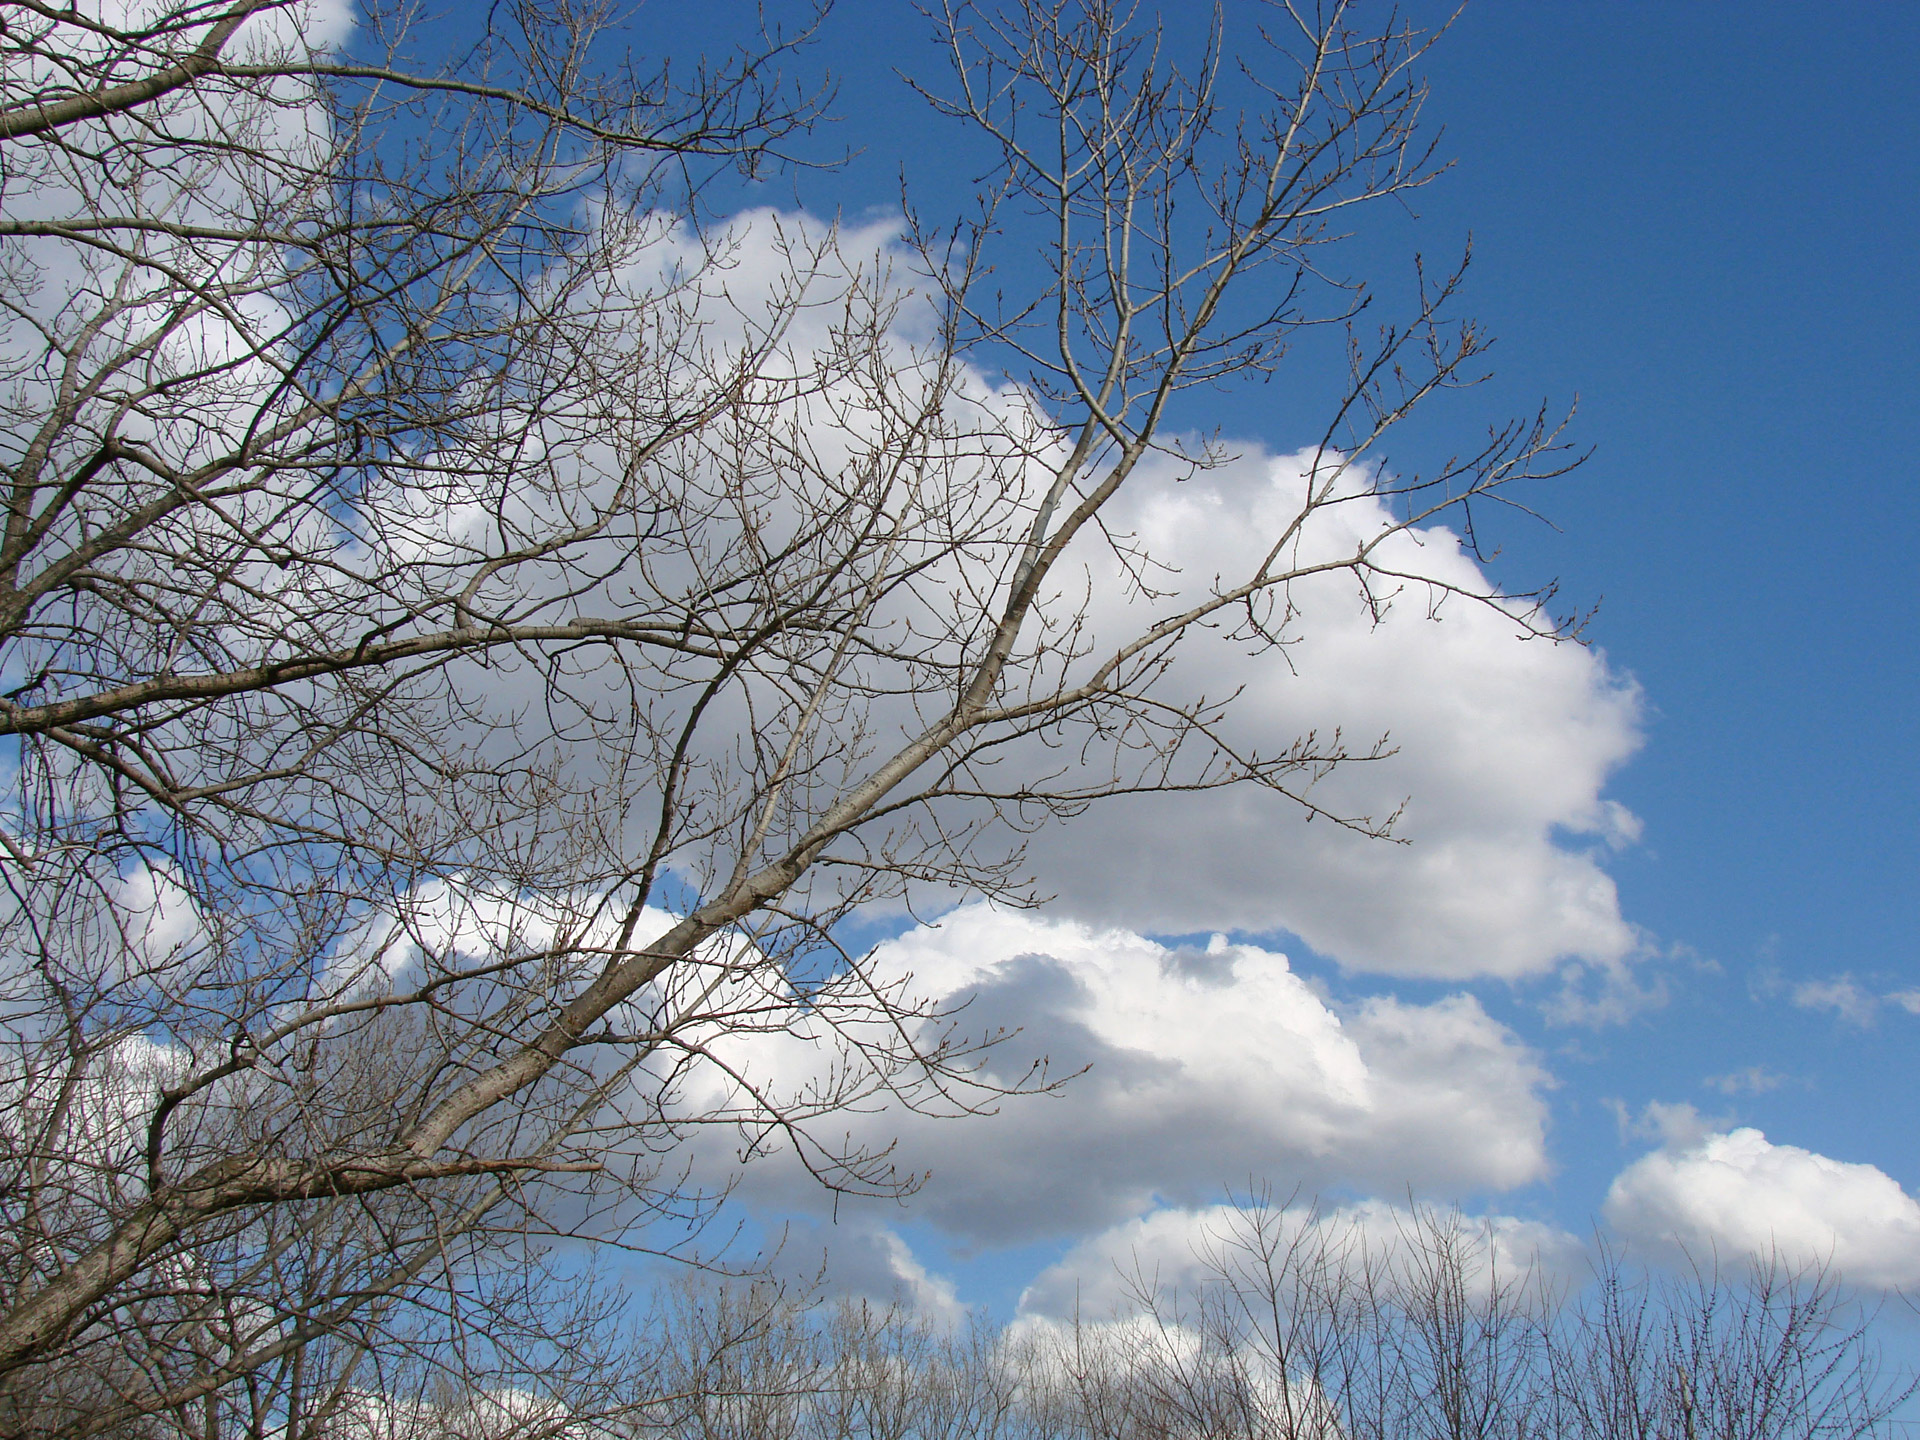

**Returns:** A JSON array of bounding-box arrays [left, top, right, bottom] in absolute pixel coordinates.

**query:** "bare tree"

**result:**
[[0, 0, 1582, 1432], [1098, 1203, 1909, 1440], [552, 1206, 1911, 1440]]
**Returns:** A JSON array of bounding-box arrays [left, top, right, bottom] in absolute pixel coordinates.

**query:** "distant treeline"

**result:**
[[52, 1201, 1902, 1440]]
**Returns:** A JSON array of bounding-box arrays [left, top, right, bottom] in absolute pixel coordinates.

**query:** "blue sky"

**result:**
[[12, 0, 1920, 1400], [1377, 0, 1920, 1218], [643, 0, 1920, 1315]]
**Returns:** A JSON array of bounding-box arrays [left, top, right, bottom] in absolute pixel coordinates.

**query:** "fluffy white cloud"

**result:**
[[1604, 1128, 1920, 1288], [377, 207, 1644, 988], [686, 905, 1554, 1248], [1016, 1198, 1585, 1321], [756, 1217, 967, 1324], [105, 860, 213, 973], [1021, 450, 1644, 979]]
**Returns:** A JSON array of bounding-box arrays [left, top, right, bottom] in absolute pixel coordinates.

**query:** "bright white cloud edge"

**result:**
[[1605, 1127, 1920, 1289], [686, 906, 1553, 1249]]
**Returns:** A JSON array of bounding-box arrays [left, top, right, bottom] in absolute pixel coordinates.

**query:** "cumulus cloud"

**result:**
[[0, 5, 1660, 1359], [685, 905, 1554, 1249], [369, 206, 1645, 988], [106, 860, 213, 974], [1016, 1198, 1585, 1322], [1604, 1128, 1920, 1289], [758, 1217, 967, 1324], [1015, 447, 1644, 980], [0, 1033, 187, 1217], [319, 879, 681, 1000]]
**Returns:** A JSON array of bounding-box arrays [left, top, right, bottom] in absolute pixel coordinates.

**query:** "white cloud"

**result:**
[[684, 905, 1554, 1248], [1703, 1065, 1788, 1096], [1791, 975, 1881, 1026], [369, 208, 1645, 988], [1016, 1198, 1585, 1322], [1017, 447, 1644, 980], [106, 860, 213, 974], [1604, 1128, 1920, 1289], [320, 879, 677, 998], [759, 1218, 967, 1324], [0, 1033, 187, 1217], [1787, 975, 1920, 1028], [0, 9, 1660, 1354], [1608, 1099, 1724, 1149]]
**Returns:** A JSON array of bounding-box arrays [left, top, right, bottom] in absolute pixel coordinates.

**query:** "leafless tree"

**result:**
[[1548, 1242, 1910, 1440], [539, 1204, 1911, 1440], [1111, 1203, 1909, 1440], [0, 0, 1585, 1432]]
